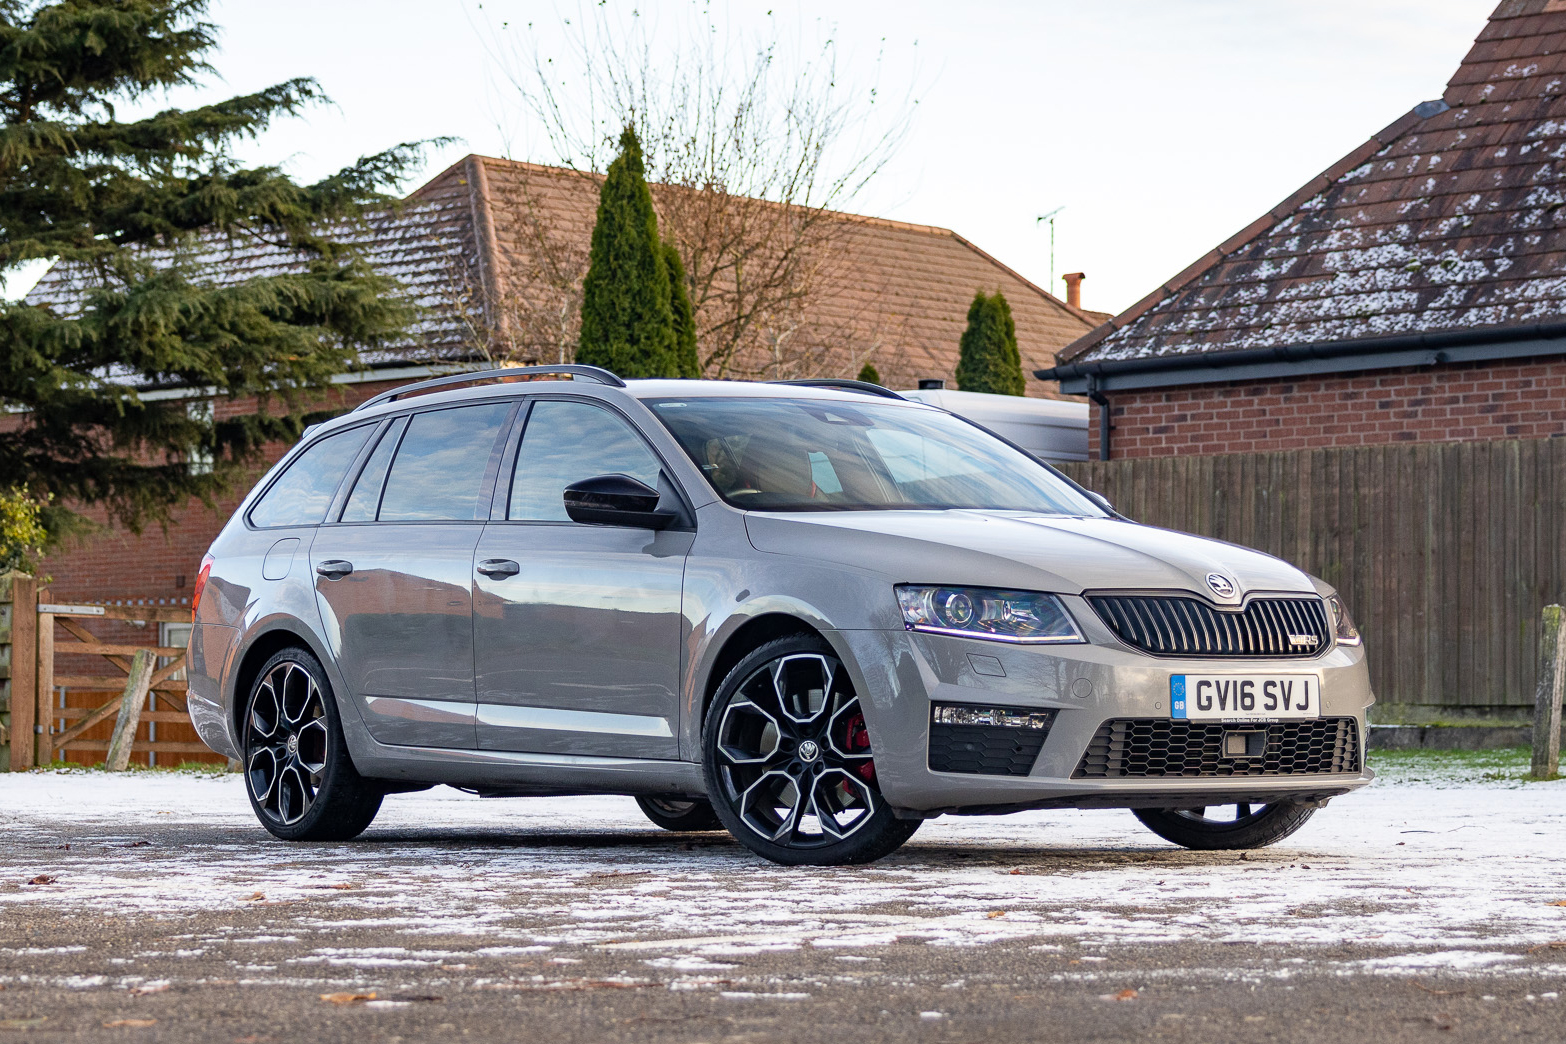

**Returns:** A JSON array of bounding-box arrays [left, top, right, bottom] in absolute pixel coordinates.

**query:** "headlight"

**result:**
[[895, 585, 1083, 644], [1327, 594, 1361, 646]]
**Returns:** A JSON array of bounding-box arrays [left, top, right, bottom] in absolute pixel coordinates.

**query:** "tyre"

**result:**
[[635, 795, 724, 832], [1132, 802, 1316, 851], [242, 647, 383, 842], [702, 634, 920, 866]]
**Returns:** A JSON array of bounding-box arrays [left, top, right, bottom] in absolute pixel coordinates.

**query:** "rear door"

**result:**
[[312, 399, 517, 749], [473, 397, 692, 758]]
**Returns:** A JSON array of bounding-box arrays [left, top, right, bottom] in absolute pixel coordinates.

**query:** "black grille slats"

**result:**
[[1073, 718, 1361, 779], [1089, 595, 1329, 658]]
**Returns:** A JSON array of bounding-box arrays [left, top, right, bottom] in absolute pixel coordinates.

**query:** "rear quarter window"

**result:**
[[247, 425, 374, 529]]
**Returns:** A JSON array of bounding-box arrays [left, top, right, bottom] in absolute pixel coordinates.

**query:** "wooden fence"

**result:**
[[1061, 438, 1566, 723], [2, 574, 215, 770]]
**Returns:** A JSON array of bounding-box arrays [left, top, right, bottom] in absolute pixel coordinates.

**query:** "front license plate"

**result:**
[[1170, 674, 1320, 722]]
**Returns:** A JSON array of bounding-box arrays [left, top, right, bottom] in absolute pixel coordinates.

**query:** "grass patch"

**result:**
[[1368, 746, 1538, 787], [36, 759, 233, 775]]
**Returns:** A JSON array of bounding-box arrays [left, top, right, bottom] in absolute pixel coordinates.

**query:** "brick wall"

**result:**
[[1091, 356, 1566, 459]]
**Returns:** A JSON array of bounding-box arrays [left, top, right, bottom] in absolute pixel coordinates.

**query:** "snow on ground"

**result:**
[[1, 764, 1564, 987]]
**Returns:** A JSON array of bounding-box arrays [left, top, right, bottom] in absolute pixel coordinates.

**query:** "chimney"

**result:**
[[1062, 272, 1085, 310]]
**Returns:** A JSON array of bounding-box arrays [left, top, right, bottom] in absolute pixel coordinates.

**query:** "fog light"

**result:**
[[931, 704, 1056, 730]]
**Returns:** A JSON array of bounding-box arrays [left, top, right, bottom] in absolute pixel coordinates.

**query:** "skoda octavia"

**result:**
[[186, 366, 1373, 866]]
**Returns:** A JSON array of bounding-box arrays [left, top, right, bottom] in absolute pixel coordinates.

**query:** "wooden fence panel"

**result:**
[[1061, 439, 1566, 722]]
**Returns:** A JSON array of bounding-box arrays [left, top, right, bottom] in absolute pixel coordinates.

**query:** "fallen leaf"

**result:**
[[24, 875, 56, 886], [328, 882, 355, 890], [1008, 868, 1023, 875], [103, 1019, 157, 1028], [122, 841, 150, 848], [986, 910, 1006, 919], [241, 891, 265, 902], [1549, 901, 1566, 907], [0, 1017, 46, 1030], [1114, 989, 1138, 1000], [320, 992, 376, 1005], [129, 982, 170, 996]]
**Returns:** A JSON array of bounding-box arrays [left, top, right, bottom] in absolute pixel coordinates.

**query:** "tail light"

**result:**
[[191, 554, 214, 621]]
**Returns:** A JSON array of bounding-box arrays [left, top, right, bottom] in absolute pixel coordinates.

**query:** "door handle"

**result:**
[[477, 558, 521, 578], [315, 560, 354, 580]]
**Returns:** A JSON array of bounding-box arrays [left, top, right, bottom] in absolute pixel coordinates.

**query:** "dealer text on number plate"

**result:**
[[1170, 674, 1320, 721]]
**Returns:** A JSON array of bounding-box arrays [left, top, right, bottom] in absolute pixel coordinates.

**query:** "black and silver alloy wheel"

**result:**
[[242, 648, 383, 842], [703, 635, 920, 866], [247, 660, 330, 826], [1133, 801, 1316, 850]]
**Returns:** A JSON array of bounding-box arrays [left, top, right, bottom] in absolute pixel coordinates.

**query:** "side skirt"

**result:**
[[354, 745, 704, 797]]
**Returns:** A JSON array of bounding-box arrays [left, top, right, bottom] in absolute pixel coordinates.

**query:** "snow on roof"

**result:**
[[1066, 0, 1566, 367]]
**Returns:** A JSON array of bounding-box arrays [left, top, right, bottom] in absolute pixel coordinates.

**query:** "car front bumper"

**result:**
[[831, 619, 1375, 816]]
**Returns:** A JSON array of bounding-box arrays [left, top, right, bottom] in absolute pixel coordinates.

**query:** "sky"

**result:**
[[16, 0, 1500, 315]]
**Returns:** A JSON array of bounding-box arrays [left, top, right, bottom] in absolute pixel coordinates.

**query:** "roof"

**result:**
[[413, 155, 1097, 397], [29, 154, 1094, 396], [1059, 0, 1566, 373], [24, 205, 474, 369]]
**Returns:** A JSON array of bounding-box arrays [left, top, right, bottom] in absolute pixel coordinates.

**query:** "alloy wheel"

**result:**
[[245, 660, 330, 827], [713, 653, 878, 849]]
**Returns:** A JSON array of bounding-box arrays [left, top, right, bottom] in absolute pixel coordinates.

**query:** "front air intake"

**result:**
[[1088, 594, 1330, 658]]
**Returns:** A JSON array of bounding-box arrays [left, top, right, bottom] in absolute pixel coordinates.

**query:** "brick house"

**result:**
[[31, 153, 1099, 612], [1036, 0, 1566, 460]]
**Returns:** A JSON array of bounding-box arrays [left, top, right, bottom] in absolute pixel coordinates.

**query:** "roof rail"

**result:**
[[353, 365, 626, 412], [768, 378, 907, 401]]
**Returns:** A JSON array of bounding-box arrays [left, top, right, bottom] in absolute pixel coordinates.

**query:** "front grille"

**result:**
[[1073, 717, 1361, 779], [1088, 594, 1330, 658]]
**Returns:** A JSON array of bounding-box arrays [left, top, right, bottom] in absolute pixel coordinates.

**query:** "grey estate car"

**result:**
[[187, 365, 1374, 866]]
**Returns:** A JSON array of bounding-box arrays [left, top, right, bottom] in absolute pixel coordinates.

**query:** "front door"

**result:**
[[312, 400, 516, 749], [473, 398, 691, 759]]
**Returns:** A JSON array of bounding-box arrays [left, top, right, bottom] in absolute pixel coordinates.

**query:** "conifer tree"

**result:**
[[663, 241, 699, 379], [577, 126, 679, 378], [0, 0, 428, 538], [955, 290, 1025, 396], [856, 361, 881, 385]]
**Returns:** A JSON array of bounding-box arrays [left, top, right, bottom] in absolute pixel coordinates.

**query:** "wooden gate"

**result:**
[[3, 574, 217, 769]]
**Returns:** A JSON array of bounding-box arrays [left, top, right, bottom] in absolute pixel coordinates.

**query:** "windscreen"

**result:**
[[646, 396, 1103, 515]]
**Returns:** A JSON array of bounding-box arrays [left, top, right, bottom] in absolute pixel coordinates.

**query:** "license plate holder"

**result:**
[[1170, 673, 1320, 722]]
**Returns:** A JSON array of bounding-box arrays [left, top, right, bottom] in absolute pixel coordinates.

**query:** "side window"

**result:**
[[339, 417, 404, 523], [247, 425, 373, 528], [509, 400, 663, 522], [376, 403, 512, 522]]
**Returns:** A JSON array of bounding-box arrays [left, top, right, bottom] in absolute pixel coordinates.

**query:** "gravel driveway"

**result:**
[[1, 767, 1563, 1042]]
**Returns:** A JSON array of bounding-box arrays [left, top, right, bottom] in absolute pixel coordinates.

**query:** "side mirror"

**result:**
[[1085, 490, 1114, 514], [563, 474, 678, 530]]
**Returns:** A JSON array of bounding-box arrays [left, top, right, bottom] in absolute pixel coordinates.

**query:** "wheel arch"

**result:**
[[228, 624, 333, 744], [698, 612, 828, 727]]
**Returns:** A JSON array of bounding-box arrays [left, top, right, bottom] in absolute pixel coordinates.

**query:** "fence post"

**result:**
[[104, 649, 155, 772], [4, 573, 37, 771], [35, 604, 53, 767], [0, 573, 11, 770], [1535, 604, 1566, 779]]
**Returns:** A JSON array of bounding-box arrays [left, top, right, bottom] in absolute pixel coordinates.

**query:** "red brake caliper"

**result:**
[[844, 712, 876, 783]]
